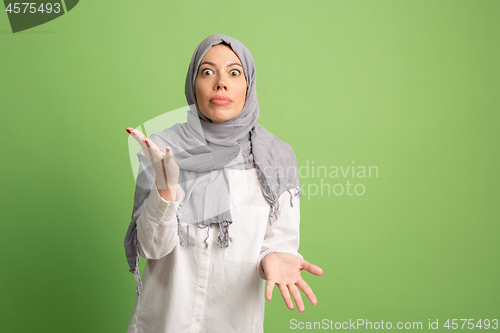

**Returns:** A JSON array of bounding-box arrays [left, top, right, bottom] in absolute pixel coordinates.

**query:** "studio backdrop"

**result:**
[[1, 1, 498, 332]]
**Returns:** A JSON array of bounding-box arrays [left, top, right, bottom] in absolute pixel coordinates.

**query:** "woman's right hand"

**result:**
[[126, 127, 180, 201]]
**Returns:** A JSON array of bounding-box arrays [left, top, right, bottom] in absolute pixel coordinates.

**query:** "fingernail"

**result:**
[[126, 128, 132, 134], [166, 147, 171, 152]]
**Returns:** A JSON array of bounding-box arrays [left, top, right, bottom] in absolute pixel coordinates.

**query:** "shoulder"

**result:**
[[251, 123, 297, 160]]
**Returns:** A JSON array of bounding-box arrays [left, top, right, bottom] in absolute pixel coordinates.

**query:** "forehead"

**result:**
[[200, 44, 242, 64]]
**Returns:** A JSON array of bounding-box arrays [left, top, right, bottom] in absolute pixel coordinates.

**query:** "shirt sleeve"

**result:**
[[257, 189, 303, 280], [137, 184, 184, 260]]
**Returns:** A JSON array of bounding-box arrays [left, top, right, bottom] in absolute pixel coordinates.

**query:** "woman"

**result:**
[[124, 34, 323, 333]]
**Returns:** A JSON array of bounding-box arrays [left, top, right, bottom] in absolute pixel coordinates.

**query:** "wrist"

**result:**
[[157, 183, 178, 201]]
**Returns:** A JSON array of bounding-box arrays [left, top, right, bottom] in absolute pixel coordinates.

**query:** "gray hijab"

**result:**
[[124, 34, 302, 296]]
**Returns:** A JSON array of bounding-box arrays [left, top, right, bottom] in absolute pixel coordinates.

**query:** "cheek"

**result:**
[[237, 81, 247, 102], [194, 77, 206, 95], [194, 81, 201, 96], [195, 85, 206, 105]]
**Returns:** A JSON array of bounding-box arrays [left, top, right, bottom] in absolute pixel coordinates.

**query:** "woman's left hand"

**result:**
[[262, 252, 323, 313]]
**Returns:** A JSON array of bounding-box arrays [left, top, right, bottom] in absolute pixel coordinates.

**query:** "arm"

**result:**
[[257, 189, 302, 279], [258, 189, 324, 313], [136, 183, 184, 260], [126, 127, 183, 260]]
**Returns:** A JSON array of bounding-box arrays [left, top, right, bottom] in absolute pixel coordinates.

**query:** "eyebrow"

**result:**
[[199, 61, 243, 69]]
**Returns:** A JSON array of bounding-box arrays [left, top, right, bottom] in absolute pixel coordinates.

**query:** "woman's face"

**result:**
[[194, 44, 247, 124]]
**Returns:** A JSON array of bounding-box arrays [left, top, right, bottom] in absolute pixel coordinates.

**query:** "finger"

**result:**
[[278, 284, 294, 311], [288, 284, 305, 313], [297, 279, 317, 306], [301, 260, 324, 276], [126, 128, 163, 156], [126, 127, 147, 147], [126, 128, 152, 158], [125, 127, 136, 134], [163, 146, 174, 161], [142, 138, 160, 168], [266, 280, 275, 301], [129, 131, 166, 166], [142, 137, 165, 160]]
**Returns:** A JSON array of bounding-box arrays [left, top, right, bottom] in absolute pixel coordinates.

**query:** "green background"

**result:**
[[1, 0, 498, 332]]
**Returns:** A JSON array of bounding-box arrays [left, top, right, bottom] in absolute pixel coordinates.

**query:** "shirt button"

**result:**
[[195, 318, 201, 322], [202, 250, 208, 255], [199, 283, 205, 289]]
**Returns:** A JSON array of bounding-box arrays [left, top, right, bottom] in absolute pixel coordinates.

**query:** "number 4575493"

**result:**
[[444, 319, 498, 330], [5, 3, 61, 14]]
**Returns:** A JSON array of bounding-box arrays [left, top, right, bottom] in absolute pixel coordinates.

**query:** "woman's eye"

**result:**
[[230, 69, 241, 76], [202, 69, 214, 76]]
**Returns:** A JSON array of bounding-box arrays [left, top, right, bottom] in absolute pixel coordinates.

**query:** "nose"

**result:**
[[215, 77, 227, 90]]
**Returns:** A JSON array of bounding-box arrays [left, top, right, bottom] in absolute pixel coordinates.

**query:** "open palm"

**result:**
[[263, 252, 323, 313]]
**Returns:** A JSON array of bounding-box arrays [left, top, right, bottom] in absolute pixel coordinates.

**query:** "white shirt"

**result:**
[[127, 167, 302, 333]]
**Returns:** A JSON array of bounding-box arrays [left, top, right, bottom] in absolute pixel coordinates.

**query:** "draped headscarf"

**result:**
[[124, 34, 302, 296]]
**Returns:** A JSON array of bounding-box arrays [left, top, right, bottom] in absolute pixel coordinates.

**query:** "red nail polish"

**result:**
[[126, 128, 132, 134]]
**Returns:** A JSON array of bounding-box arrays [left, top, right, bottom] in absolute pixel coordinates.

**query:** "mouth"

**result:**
[[210, 95, 232, 105]]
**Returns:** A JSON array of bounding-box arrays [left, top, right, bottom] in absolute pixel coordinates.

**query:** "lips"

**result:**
[[210, 95, 232, 105]]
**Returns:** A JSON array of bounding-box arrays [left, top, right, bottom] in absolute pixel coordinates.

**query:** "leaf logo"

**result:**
[[3, 0, 79, 33]]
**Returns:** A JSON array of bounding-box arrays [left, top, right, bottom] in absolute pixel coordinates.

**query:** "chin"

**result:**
[[211, 116, 231, 124], [209, 110, 237, 123]]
